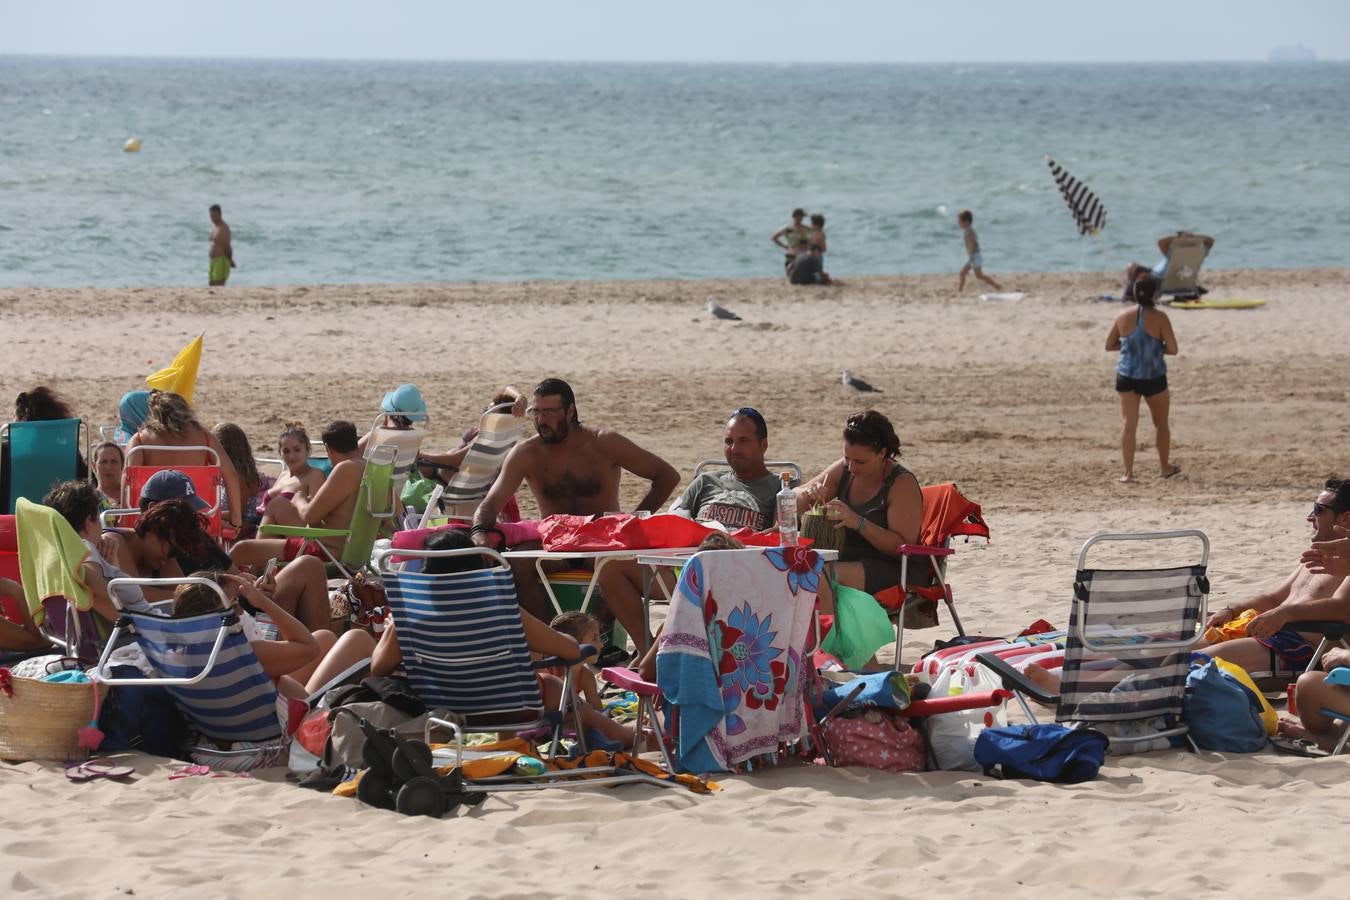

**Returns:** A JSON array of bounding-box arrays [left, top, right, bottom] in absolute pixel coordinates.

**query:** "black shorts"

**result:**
[[1115, 374, 1168, 397]]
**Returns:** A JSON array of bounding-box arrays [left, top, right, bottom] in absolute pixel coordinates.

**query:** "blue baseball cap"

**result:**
[[140, 469, 210, 511], [381, 384, 427, 422]]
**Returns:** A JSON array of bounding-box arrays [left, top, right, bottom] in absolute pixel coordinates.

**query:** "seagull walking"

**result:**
[[707, 295, 742, 321], [842, 369, 882, 392]]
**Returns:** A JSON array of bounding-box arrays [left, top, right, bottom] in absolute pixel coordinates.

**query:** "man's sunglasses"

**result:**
[[1312, 501, 1347, 517]]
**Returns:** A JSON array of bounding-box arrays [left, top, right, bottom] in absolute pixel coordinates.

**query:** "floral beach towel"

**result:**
[[656, 546, 823, 772]]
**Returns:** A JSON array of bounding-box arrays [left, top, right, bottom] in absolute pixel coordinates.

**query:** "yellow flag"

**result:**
[[146, 333, 204, 404]]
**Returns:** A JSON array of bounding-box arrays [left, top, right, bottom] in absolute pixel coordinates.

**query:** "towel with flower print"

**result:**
[[656, 546, 822, 772]]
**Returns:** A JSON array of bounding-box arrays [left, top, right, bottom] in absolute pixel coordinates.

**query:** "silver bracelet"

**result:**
[[856, 517, 866, 534]]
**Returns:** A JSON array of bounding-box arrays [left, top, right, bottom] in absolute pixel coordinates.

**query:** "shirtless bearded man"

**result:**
[[471, 378, 680, 652]]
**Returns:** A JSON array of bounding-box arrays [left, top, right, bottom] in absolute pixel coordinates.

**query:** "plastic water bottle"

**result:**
[[776, 472, 798, 547]]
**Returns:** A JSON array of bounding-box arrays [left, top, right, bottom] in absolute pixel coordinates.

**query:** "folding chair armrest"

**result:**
[[259, 524, 350, 539], [974, 651, 1058, 705], [897, 544, 954, 557], [601, 666, 662, 698], [1285, 621, 1350, 639], [533, 642, 598, 670], [1325, 668, 1350, 688], [902, 688, 1012, 717]]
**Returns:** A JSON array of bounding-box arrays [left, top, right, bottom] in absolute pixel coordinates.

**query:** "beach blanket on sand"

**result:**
[[657, 547, 822, 772], [15, 498, 90, 624]]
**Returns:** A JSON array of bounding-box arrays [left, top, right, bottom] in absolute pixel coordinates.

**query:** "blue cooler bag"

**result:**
[[974, 723, 1109, 783]]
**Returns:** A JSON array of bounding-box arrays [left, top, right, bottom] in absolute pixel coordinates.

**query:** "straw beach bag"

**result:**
[[799, 505, 844, 553], [0, 668, 107, 762]]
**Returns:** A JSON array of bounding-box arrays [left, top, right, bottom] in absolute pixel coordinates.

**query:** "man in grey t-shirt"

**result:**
[[671, 407, 783, 531]]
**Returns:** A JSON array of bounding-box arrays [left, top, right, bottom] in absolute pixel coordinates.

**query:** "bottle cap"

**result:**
[[781, 471, 792, 484]]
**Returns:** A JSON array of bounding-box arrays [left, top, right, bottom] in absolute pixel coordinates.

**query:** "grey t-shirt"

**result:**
[[671, 471, 782, 531]]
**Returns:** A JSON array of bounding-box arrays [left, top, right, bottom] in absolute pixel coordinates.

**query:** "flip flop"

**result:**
[[1270, 737, 1330, 758], [1161, 465, 1182, 479], [65, 758, 135, 781]]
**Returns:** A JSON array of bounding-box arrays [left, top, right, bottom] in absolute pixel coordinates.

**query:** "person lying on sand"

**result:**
[[172, 572, 374, 700], [1199, 479, 1350, 674], [471, 377, 680, 654]]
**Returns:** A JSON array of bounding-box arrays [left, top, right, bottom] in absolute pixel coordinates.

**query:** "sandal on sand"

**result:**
[[1270, 737, 1329, 758], [65, 758, 135, 782], [1161, 465, 1182, 479]]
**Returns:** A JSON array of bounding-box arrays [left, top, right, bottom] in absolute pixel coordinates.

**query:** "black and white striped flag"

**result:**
[[1046, 156, 1106, 236]]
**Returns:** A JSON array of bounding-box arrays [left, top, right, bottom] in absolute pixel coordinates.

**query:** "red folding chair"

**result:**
[[871, 483, 990, 671], [108, 445, 226, 538], [0, 514, 23, 625]]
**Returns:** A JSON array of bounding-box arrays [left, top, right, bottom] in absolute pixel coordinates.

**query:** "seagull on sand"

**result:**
[[707, 295, 742, 321], [842, 370, 882, 392]]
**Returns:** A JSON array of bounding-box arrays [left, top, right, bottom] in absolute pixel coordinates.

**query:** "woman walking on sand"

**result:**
[[1105, 270, 1180, 483]]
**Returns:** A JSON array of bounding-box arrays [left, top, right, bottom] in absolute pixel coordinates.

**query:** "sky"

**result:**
[[4, 1, 1348, 63]]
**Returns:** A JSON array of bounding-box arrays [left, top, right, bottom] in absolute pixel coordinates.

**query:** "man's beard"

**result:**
[[538, 421, 570, 444]]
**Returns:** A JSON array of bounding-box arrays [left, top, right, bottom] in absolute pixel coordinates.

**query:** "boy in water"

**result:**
[[957, 209, 1003, 293]]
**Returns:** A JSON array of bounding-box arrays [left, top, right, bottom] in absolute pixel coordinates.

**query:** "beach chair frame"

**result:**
[[94, 575, 368, 769], [375, 546, 671, 789], [691, 459, 803, 482], [1158, 235, 1209, 299], [977, 530, 1210, 753], [260, 443, 399, 579]]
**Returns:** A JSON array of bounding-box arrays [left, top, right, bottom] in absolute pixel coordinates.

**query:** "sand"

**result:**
[[2, 268, 1348, 898]]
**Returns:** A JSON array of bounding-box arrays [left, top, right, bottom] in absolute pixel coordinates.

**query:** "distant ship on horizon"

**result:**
[[1268, 44, 1317, 63]]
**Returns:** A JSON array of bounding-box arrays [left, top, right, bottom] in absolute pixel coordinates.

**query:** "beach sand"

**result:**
[[2, 268, 1348, 898]]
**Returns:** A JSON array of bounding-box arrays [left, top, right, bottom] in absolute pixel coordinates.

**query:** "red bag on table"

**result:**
[[538, 513, 793, 552]]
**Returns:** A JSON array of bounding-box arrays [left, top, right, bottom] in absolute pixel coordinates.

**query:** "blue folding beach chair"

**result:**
[[377, 546, 673, 790], [0, 418, 86, 514], [93, 576, 364, 770]]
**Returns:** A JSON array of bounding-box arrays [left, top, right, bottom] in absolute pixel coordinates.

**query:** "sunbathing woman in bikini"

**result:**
[[265, 422, 325, 504]]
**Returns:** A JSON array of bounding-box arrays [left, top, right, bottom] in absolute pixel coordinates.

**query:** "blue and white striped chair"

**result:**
[[377, 546, 673, 790], [93, 576, 360, 771]]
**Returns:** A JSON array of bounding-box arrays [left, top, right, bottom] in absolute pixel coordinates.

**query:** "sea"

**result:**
[[2, 57, 1348, 288]]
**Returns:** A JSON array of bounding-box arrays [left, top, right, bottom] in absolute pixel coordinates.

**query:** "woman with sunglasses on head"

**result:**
[[797, 410, 922, 605]]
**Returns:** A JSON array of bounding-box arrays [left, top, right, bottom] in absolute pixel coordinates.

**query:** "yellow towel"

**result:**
[[146, 333, 203, 404], [15, 497, 91, 625]]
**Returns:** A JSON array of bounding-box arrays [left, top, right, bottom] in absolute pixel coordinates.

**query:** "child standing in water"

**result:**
[[957, 209, 1004, 293]]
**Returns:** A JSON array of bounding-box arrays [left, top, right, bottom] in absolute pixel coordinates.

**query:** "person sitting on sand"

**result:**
[[233, 420, 366, 571], [670, 407, 783, 531], [263, 422, 324, 508], [548, 611, 605, 711], [371, 529, 637, 749], [796, 410, 922, 605], [173, 571, 374, 699], [771, 208, 812, 275], [790, 244, 834, 286], [471, 378, 680, 654], [126, 390, 243, 531], [13, 386, 89, 480], [1105, 273, 1180, 483], [1199, 478, 1350, 675], [213, 422, 267, 537], [91, 440, 124, 510]]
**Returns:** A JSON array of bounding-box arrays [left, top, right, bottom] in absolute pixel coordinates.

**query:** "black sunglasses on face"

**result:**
[[1313, 501, 1346, 516]]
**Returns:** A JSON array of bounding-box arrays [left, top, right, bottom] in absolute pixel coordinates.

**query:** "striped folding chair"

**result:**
[[420, 403, 522, 524], [93, 576, 302, 770], [377, 546, 673, 789], [978, 530, 1209, 754]]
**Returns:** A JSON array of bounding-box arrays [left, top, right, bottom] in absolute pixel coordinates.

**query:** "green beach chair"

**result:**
[[259, 444, 398, 579], [0, 418, 87, 514]]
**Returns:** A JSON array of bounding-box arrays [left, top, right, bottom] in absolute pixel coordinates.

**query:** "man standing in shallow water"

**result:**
[[472, 378, 680, 653], [208, 204, 235, 286]]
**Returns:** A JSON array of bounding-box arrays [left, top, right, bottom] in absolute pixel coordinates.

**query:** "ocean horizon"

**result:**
[[3, 57, 1347, 288]]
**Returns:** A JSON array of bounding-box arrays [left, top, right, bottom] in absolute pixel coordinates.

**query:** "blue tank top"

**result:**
[[1117, 304, 1167, 380]]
